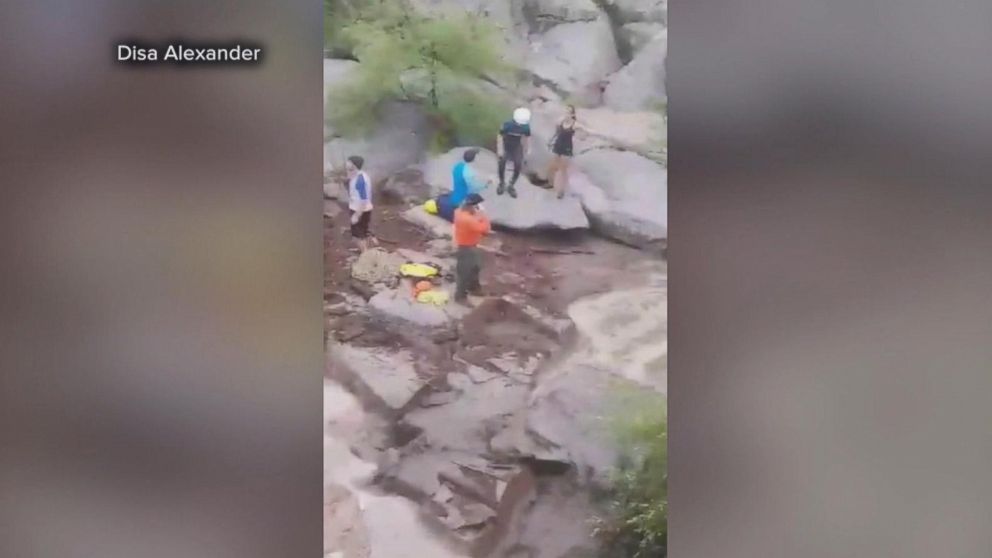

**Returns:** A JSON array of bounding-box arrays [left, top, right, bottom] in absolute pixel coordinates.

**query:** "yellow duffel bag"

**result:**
[[399, 262, 440, 279]]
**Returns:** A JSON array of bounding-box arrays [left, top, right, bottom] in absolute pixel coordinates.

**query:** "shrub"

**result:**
[[597, 390, 667, 558], [326, 0, 514, 150]]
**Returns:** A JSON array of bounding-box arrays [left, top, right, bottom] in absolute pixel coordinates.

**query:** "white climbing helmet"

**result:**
[[513, 107, 531, 125]]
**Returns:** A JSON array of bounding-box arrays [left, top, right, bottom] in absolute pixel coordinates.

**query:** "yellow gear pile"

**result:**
[[423, 199, 439, 215], [416, 290, 449, 305], [399, 263, 440, 279]]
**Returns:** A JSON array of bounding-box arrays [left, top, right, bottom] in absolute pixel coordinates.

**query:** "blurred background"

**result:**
[[671, 0, 992, 557], [0, 2, 323, 557]]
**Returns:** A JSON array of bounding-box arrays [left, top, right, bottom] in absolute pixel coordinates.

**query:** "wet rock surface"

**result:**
[[325, 219, 665, 556]]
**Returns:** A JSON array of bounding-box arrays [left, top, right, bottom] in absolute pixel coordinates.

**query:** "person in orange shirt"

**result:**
[[453, 193, 491, 304]]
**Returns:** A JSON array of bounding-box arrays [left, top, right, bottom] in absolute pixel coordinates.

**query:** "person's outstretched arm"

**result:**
[[464, 166, 490, 193]]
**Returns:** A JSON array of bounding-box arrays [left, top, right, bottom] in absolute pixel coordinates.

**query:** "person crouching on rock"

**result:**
[[433, 147, 493, 223], [452, 148, 492, 207], [346, 155, 373, 252], [453, 193, 491, 304], [496, 107, 532, 199]]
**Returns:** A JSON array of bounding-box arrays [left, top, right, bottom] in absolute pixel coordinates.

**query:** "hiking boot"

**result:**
[[496, 183, 506, 196], [508, 185, 518, 198]]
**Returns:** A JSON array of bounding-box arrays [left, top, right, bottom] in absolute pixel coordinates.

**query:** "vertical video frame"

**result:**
[[323, 1, 666, 556]]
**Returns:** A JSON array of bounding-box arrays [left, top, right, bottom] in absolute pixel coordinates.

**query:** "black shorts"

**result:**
[[552, 145, 573, 157], [500, 148, 524, 166], [350, 210, 371, 238]]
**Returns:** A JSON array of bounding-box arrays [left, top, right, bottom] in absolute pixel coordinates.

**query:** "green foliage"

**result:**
[[648, 97, 668, 167], [598, 389, 667, 558], [326, 0, 514, 150], [430, 89, 510, 151]]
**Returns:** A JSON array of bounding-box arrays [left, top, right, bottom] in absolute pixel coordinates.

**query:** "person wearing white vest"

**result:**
[[345, 155, 373, 252]]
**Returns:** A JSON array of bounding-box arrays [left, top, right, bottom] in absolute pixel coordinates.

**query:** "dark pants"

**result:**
[[350, 210, 371, 238], [455, 246, 482, 300], [498, 148, 523, 187]]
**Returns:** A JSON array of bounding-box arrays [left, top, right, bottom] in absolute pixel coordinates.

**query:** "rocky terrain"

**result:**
[[324, 1, 666, 556]]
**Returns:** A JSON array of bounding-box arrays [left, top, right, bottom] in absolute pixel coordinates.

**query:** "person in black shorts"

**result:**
[[496, 107, 532, 198], [345, 155, 374, 252], [546, 104, 584, 199]]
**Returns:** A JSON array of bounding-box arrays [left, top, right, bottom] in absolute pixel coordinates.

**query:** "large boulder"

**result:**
[[604, 0, 667, 24], [620, 21, 666, 56], [603, 31, 667, 111], [526, 18, 622, 100], [572, 150, 667, 246], [490, 363, 631, 487], [423, 148, 589, 231], [324, 101, 430, 181]]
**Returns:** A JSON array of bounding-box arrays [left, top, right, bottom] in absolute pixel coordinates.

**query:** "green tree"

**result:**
[[326, 0, 514, 150], [597, 390, 667, 557]]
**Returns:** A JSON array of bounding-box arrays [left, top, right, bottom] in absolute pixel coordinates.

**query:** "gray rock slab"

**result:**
[[573, 149, 667, 246], [423, 148, 589, 231], [604, 31, 667, 111], [526, 18, 622, 98], [329, 343, 428, 416]]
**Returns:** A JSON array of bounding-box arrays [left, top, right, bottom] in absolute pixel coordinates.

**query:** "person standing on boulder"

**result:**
[[453, 193, 491, 304], [346, 155, 373, 252], [496, 107, 532, 199], [545, 104, 585, 199]]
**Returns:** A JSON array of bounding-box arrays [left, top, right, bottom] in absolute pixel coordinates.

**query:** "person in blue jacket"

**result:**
[[437, 148, 491, 221]]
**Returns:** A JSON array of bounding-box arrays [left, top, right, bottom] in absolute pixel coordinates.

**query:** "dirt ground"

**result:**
[[323, 189, 651, 320], [324, 184, 666, 557]]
